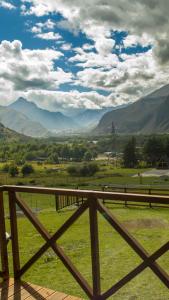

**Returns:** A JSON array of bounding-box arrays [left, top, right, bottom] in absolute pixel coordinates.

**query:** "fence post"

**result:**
[[102, 186, 105, 204], [76, 186, 80, 206], [0, 190, 9, 280], [124, 186, 128, 207], [55, 194, 59, 211], [89, 197, 101, 298], [149, 189, 152, 208], [8, 191, 20, 279]]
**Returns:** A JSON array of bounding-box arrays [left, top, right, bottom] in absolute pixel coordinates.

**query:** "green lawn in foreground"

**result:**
[[4, 202, 169, 300]]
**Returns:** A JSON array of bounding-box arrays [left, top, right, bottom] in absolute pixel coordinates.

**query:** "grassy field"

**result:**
[[0, 160, 169, 189], [3, 201, 169, 300], [1, 161, 169, 299]]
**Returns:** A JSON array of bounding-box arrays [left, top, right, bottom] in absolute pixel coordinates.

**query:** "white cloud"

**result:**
[[18, 89, 118, 110], [2, 1, 169, 110], [76, 49, 169, 103], [0, 40, 73, 96], [70, 48, 119, 69], [82, 43, 95, 51], [21, 0, 169, 64], [60, 43, 72, 51], [0, 0, 15, 10], [30, 19, 55, 34], [124, 33, 154, 48], [36, 31, 62, 40]]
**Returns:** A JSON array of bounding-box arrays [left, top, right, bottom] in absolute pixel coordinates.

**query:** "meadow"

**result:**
[[0, 159, 168, 189]]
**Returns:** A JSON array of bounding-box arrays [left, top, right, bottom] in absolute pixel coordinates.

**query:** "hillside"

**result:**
[[0, 106, 49, 137], [0, 122, 29, 141], [94, 84, 169, 134], [9, 98, 78, 132]]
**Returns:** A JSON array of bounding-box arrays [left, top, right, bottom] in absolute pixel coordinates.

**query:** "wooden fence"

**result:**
[[54, 184, 169, 211], [102, 184, 169, 195], [55, 194, 85, 211], [0, 185, 169, 299]]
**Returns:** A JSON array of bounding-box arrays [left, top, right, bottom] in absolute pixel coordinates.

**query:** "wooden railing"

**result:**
[[0, 185, 169, 299], [0, 187, 9, 281]]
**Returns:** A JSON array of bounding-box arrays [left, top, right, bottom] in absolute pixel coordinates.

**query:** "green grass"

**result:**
[[0, 160, 168, 189], [4, 201, 169, 300]]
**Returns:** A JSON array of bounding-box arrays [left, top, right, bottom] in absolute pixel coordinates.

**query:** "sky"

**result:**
[[0, 0, 169, 111]]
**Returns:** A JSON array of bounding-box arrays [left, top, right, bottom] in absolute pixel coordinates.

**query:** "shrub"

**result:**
[[21, 164, 34, 177], [9, 165, 19, 177], [67, 163, 99, 177], [2, 164, 10, 173], [47, 153, 59, 164]]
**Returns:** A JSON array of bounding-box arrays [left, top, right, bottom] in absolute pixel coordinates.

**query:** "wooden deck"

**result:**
[[0, 279, 81, 300]]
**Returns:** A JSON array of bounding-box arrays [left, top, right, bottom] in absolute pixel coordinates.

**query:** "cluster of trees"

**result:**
[[2, 163, 34, 177], [67, 163, 99, 177], [0, 140, 98, 164], [123, 136, 169, 168]]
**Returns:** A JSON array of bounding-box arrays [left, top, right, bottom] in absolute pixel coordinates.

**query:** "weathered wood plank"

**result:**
[[47, 291, 69, 300], [0, 279, 82, 300]]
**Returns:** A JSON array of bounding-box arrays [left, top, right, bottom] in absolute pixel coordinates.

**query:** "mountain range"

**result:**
[[94, 84, 169, 134], [9, 98, 78, 133], [1, 83, 169, 138], [0, 105, 48, 138], [4, 98, 116, 136]]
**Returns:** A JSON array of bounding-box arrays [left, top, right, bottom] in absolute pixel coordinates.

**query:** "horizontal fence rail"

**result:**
[[102, 184, 169, 195], [0, 185, 169, 299]]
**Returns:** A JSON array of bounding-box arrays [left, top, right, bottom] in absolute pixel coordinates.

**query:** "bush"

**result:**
[[9, 165, 19, 177], [21, 164, 34, 177], [2, 164, 10, 173], [67, 163, 99, 177]]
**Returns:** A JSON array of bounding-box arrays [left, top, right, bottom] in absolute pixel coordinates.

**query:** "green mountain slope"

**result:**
[[94, 84, 169, 134], [0, 122, 29, 141]]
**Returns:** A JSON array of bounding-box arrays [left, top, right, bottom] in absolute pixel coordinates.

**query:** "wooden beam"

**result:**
[[8, 191, 20, 279], [0, 191, 9, 280]]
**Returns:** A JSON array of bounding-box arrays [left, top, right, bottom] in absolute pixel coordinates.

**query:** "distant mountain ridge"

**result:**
[[94, 84, 169, 134], [72, 104, 128, 128], [0, 105, 49, 137], [74, 107, 115, 128], [9, 98, 78, 132]]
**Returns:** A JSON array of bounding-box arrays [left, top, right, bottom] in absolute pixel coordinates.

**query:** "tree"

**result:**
[[21, 164, 34, 177], [165, 138, 169, 158], [24, 151, 37, 161], [71, 145, 86, 161], [123, 137, 138, 168], [112, 121, 116, 134], [143, 136, 165, 166], [47, 153, 59, 164], [60, 145, 71, 161], [9, 165, 19, 177], [83, 151, 92, 161]]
